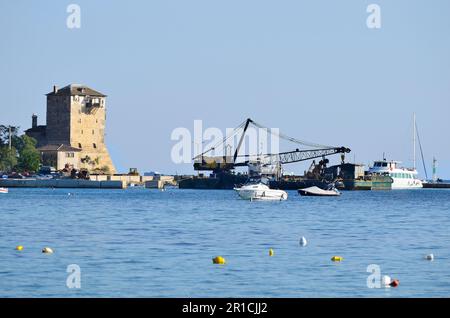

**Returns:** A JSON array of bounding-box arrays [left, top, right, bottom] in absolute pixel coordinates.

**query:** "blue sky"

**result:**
[[1, 1, 449, 177]]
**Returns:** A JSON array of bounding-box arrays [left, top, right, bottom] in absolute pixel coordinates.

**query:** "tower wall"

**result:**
[[69, 95, 116, 174], [46, 95, 71, 145]]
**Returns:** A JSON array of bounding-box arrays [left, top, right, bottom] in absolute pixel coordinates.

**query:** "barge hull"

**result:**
[[0, 179, 126, 189]]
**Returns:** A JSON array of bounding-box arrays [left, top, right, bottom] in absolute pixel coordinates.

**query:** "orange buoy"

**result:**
[[389, 279, 400, 288]]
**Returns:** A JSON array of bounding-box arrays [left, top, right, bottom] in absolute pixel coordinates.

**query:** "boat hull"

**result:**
[[298, 186, 340, 197], [235, 189, 288, 201], [390, 178, 423, 189]]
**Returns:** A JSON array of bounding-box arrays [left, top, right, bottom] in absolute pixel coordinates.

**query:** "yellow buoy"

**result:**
[[15, 245, 24, 251], [269, 249, 274, 256], [212, 256, 226, 264], [42, 247, 54, 254], [331, 256, 343, 262]]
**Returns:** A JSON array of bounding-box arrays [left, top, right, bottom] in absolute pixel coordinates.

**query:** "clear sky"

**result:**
[[1, 1, 449, 178]]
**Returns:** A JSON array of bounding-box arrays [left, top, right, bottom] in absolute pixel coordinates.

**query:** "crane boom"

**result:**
[[268, 147, 350, 164], [233, 118, 253, 163]]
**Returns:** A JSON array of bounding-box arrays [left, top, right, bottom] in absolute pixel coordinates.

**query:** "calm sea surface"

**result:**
[[0, 187, 449, 297]]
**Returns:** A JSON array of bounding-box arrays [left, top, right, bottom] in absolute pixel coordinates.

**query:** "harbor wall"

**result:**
[[145, 176, 177, 189], [145, 180, 165, 189], [0, 178, 126, 189], [90, 175, 152, 183], [89, 175, 175, 185]]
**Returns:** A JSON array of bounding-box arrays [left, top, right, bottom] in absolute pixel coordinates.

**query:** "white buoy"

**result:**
[[42, 247, 54, 254], [299, 236, 307, 247], [425, 254, 434, 261], [382, 275, 391, 287]]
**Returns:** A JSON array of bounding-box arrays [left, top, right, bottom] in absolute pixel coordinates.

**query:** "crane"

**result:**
[[193, 118, 350, 173]]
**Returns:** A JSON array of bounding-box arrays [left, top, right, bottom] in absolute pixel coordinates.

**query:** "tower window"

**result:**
[[92, 129, 95, 135], [78, 143, 82, 149], [93, 143, 97, 149]]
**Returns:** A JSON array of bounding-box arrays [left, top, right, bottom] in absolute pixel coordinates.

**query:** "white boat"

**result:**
[[0, 187, 8, 194], [367, 114, 424, 189], [234, 183, 288, 201], [298, 186, 341, 196], [368, 160, 423, 189]]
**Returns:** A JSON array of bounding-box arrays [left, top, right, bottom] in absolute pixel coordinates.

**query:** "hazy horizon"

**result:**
[[1, 1, 449, 178]]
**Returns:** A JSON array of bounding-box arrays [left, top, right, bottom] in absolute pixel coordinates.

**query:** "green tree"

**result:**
[[0, 147, 18, 172], [0, 125, 19, 172], [0, 125, 40, 173], [17, 135, 40, 172], [0, 125, 19, 146]]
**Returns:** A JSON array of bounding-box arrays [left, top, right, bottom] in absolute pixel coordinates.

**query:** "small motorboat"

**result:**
[[298, 186, 340, 197], [234, 183, 288, 201], [0, 187, 9, 194]]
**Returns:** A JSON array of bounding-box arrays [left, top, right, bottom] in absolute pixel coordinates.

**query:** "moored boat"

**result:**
[[298, 186, 340, 196], [0, 187, 8, 194], [368, 160, 422, 189], [234, 183, 288, 201]]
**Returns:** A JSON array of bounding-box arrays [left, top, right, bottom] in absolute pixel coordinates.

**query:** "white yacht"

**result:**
[[368, 160, 423, 189], [234, 183, 288, 201], [0, 187, 8, 194]]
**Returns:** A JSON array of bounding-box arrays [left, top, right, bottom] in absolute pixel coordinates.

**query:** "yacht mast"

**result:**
[[413, 113, 416, 170]]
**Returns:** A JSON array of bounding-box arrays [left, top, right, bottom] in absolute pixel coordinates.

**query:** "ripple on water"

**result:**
[[0, 188, 449, 297]]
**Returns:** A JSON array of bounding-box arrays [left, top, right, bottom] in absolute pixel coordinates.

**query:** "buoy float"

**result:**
[[269, 249, 274, 257], [331, 256, 343, 262], [382, 275, 391, 287], [42, 247, 54, 254], [15, 245, 24, 251], [299, 236, 307, 247], [425, 254, 434, 261], [389, 279, 400, 288], [212, 256, 226, 264]]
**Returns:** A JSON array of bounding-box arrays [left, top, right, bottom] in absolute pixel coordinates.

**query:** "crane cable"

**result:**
[[250, 120, 335, 149], [193, 119, 247, 159], [196, 118, 336, 159]]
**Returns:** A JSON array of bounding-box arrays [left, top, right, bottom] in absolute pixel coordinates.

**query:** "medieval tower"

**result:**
[[27, 84, 116, 174]]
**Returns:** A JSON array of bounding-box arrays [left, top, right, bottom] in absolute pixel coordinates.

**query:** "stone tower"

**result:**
[[45, 84, 116, 173]]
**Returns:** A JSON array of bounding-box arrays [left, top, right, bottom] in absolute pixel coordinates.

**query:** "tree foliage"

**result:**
[[0, 125, 40, 173], [17, 135, 40, 172]]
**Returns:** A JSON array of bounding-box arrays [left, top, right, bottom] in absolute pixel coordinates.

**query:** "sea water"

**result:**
[[0, 188, 449, 297]]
